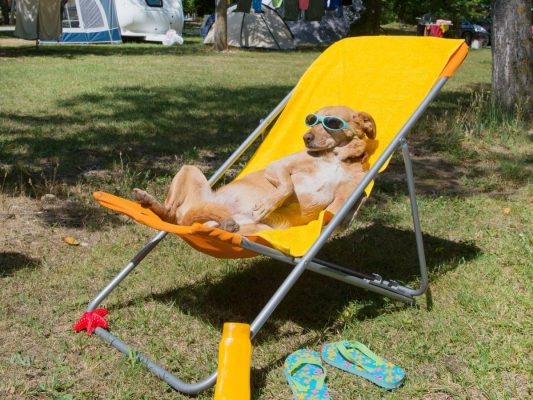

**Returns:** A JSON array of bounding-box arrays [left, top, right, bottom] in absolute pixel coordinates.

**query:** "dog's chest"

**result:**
[[292, 158, 352, 205]]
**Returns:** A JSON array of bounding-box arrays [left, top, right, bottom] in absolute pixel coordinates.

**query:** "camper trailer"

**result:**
[[14, 0, 184, 44], [114, 0, 184, 42]]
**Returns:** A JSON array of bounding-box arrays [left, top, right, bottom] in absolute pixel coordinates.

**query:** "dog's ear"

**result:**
[[352, 111, 377, 139]]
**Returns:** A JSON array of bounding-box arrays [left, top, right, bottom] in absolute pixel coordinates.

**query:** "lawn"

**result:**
[[0, 35, 531, 400]]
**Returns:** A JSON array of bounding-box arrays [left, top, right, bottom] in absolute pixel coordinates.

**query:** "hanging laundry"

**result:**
[[252, 0, 262, 13], [436, 19, 452, 35], [429, 24, 443, 38], [14, 0, 62, 41], [236, 0, 252, 13], [326, 0, 341, 10], [284, 0, 300, 21], [305, 0, 325, 21], [38, 0, 62, 40], [14, 0, 39, 40], [299, 0, 309, 11]]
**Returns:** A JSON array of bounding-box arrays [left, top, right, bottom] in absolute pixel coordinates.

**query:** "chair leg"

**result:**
[[92, 327, 218, 394], [400, 138, 429, 296], [85, 230, 222, 394], [250, 257, 311, 337], [84, 230, 317, 393], [87, 231, 168, 311]]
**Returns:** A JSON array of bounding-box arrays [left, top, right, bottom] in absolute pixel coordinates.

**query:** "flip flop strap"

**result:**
[[335, 341, 387, 373], [287, 359, 327, 392]]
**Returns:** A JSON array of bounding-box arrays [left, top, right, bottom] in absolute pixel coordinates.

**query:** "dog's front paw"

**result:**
[[253, 199, 276, 221], [132, 188, 155, 208], [220, 218, 240, 233]]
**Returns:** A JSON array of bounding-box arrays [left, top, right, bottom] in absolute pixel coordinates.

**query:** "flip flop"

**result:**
[[321, 341, 405, 390], [284, 349, 330, 399]]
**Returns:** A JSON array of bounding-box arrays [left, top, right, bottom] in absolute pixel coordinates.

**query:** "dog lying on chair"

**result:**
[[133, 106, 376, 235]]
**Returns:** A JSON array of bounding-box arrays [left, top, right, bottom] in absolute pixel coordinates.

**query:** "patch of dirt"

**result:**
[[0, 36, 33, 50], [423, 394, 454, 400], [384, 154, 471, 196], [379, 150, 490, 196], [0, 193, 106, 266], [501, 371, 530, 399]]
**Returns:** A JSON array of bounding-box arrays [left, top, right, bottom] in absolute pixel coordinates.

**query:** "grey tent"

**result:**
[[204, 3, 295, 50], [287, 10, 350, 45]]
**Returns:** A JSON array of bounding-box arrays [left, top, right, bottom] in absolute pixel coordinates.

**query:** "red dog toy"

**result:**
[[73, 309, 109, 335]]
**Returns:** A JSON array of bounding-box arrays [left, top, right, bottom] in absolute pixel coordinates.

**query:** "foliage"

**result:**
[[184, 0, 215, 16], [380, 0, 491, 24]]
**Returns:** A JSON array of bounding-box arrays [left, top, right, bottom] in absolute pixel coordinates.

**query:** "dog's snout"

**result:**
[[303, 132, 314, 144]]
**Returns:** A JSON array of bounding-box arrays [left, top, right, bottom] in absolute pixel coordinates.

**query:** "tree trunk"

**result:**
[[213, 0, 227, 51], [491, 0, 532, 116], [350, 0, 382, 36], [1, 0, 10, 25]]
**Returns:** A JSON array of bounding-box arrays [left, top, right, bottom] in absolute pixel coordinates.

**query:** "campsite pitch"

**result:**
[[0, 36, 531, 399]]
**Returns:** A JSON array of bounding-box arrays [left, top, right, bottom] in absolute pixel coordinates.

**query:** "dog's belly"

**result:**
[[293, 158, 349, 208], [266, 159, 353, 228], [212, 171, 273, 217]]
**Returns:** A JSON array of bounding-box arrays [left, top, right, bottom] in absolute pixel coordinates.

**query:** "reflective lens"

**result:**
[[305, 114, 318, 126], [323, 116, 344, 130], [304, 113, 348, 131]]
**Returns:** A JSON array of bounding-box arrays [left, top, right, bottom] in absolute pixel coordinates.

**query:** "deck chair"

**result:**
[[82, 37, 468, 394]]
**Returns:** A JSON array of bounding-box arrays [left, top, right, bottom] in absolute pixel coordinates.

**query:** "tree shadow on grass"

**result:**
[[0, 37, 212, 58], [0, 83, 292, 195], [112, 223, 479, 392], [134, 223, 480, 339], [376, 88, 532, 197], [40, 199, 125, 231], [0, 252, 41, 277]]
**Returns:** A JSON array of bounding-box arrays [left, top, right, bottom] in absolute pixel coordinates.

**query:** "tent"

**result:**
[[53, 0, 121, 43], [287, 10, 350, 45], [14, 0, 121, 43], [203, 3, 295, 50]]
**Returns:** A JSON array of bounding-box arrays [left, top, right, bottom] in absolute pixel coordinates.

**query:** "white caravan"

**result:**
[[114, 0, 184, 42]]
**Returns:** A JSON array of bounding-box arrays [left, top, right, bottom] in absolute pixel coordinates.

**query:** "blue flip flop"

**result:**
[[321, 341, 405, 390], [284, 349, 330, 399]]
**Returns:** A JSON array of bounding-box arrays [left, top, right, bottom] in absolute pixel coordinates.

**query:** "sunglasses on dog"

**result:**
[[304, 114, 349, 131]]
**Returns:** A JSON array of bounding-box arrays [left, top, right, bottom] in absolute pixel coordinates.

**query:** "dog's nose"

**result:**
[[303, 132, 314, 144]]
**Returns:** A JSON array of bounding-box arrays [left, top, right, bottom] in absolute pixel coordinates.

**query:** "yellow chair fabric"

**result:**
[[95, 36, 468, 258]]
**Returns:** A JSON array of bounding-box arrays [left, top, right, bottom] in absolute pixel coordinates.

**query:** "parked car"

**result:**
[[460, 20, 490, 47], [416, 13, 490, 47]]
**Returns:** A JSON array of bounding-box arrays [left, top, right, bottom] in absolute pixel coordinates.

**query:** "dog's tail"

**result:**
[[181, 202, 234, 227]]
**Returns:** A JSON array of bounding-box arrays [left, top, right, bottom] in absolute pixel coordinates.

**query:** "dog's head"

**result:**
[[302, 106, 376, 153]]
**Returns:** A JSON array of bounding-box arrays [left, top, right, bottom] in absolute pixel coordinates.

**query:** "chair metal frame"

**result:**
[[85, 77, 448, 394]]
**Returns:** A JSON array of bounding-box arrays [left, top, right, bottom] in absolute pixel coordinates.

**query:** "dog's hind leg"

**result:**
[[133, 165, 213, 224], [181, 202, 239, 232], [164, 165, 213, 222], [132, 188, 176, 222]]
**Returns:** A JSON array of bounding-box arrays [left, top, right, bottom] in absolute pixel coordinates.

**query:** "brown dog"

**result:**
[[133, 106, 376, 235]]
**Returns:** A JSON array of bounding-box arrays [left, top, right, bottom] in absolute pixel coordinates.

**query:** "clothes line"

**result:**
[[236, 0, 344, 22]]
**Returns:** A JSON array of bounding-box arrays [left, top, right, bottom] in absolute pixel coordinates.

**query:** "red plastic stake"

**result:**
[[73, 309, 109, 335]]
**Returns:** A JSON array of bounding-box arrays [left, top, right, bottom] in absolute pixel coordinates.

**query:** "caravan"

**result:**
[[115, 0, 184, 42], [14, 0, 184, 43]]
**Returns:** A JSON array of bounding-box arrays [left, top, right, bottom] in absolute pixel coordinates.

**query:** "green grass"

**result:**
[[1, 36, 532, 399]]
